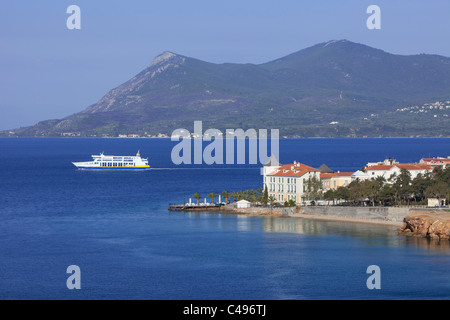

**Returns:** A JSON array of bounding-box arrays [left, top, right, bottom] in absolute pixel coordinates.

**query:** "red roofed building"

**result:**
[[320, 172, 354, 191], [419, 157, 450, 168], [263, 161, 320, 205], [365, 163, 432, 181]]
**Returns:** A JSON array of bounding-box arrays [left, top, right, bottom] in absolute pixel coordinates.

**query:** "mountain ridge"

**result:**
[[4, 40, 450, 138]]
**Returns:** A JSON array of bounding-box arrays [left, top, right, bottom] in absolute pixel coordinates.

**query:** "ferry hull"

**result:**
[[72, 163, 150, 170], [75, 166, 150, 170]]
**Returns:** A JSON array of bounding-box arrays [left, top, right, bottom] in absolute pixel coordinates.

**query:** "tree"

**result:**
[[348, 179, 364, 205], [262, 185, 269, 205], [335, 186, 350, 203], [425, 182, 449, 208], [284, 199, 296, 207], [392, 168, 412, 205], [247, 188, 257, 202], [193, 193, 201, 205], [268, 196, 275, 209], [220, 190, 229, 204], [434, 166, 450, 184], [305, 175, 322, 201], [378, 184, 396, 206], [411, 173, 433, 204], [362, 177, 385, 206], [208, 192, 218, 205], [323, 189, 336, 205]]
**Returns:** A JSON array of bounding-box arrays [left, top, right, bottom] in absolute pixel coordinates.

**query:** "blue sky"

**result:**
[[1, 0, 450, 130]]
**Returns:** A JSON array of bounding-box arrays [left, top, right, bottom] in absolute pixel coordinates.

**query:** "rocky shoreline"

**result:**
[[397, 211, 450, 240]]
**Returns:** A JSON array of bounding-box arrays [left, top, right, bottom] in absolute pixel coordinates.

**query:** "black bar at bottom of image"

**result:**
[[0, 300, 434, 318]]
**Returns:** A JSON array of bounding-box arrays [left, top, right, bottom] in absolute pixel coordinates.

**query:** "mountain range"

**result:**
[[4, 39, 450, 138]]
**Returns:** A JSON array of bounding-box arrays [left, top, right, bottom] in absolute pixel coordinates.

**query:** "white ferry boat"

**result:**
[[72, 151, 150, 170]]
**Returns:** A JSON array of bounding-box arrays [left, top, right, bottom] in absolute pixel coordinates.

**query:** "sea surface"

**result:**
[[0, 138, 449, 300]]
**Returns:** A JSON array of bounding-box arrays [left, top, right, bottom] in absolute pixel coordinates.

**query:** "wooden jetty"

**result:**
[[168, 204, 223, 212]]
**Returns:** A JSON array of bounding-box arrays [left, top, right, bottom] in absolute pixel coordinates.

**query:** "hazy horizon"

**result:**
[[2, 0, 450, 130]]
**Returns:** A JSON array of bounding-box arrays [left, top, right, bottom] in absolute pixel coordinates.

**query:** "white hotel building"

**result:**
[[263, 157, 321, 205]]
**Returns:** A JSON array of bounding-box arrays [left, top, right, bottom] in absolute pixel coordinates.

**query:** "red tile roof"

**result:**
[[320, 172, 354, 178], [269, 163, 319, 177], [421, 158, 450, 164], [366, 163, 432, 171]]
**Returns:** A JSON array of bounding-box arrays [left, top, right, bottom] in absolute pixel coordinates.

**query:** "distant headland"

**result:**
[[1, 40, 449, 138]]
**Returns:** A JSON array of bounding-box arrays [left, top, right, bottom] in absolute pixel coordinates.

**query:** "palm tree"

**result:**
[[268, 196, 275, 209], [262, 185, 269, 205], [249, 189, 256, 200], [208, 192, 218, 205], [221, 190, 229, 204], [193, 193, 201, 206]]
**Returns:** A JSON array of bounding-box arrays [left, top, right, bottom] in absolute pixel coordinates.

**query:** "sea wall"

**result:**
[[297, 206, 410, 222], [222, 206, 284, 216]]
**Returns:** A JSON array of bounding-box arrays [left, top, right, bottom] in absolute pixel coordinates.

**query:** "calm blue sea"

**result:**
[[0, 138, 449, 300]]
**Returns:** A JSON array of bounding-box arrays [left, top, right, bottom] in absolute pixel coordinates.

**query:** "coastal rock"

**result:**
[[399, 212, 450, 240]]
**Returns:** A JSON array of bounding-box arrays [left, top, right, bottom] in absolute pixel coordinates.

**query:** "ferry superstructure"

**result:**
[[72, 151, 150, 170]]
